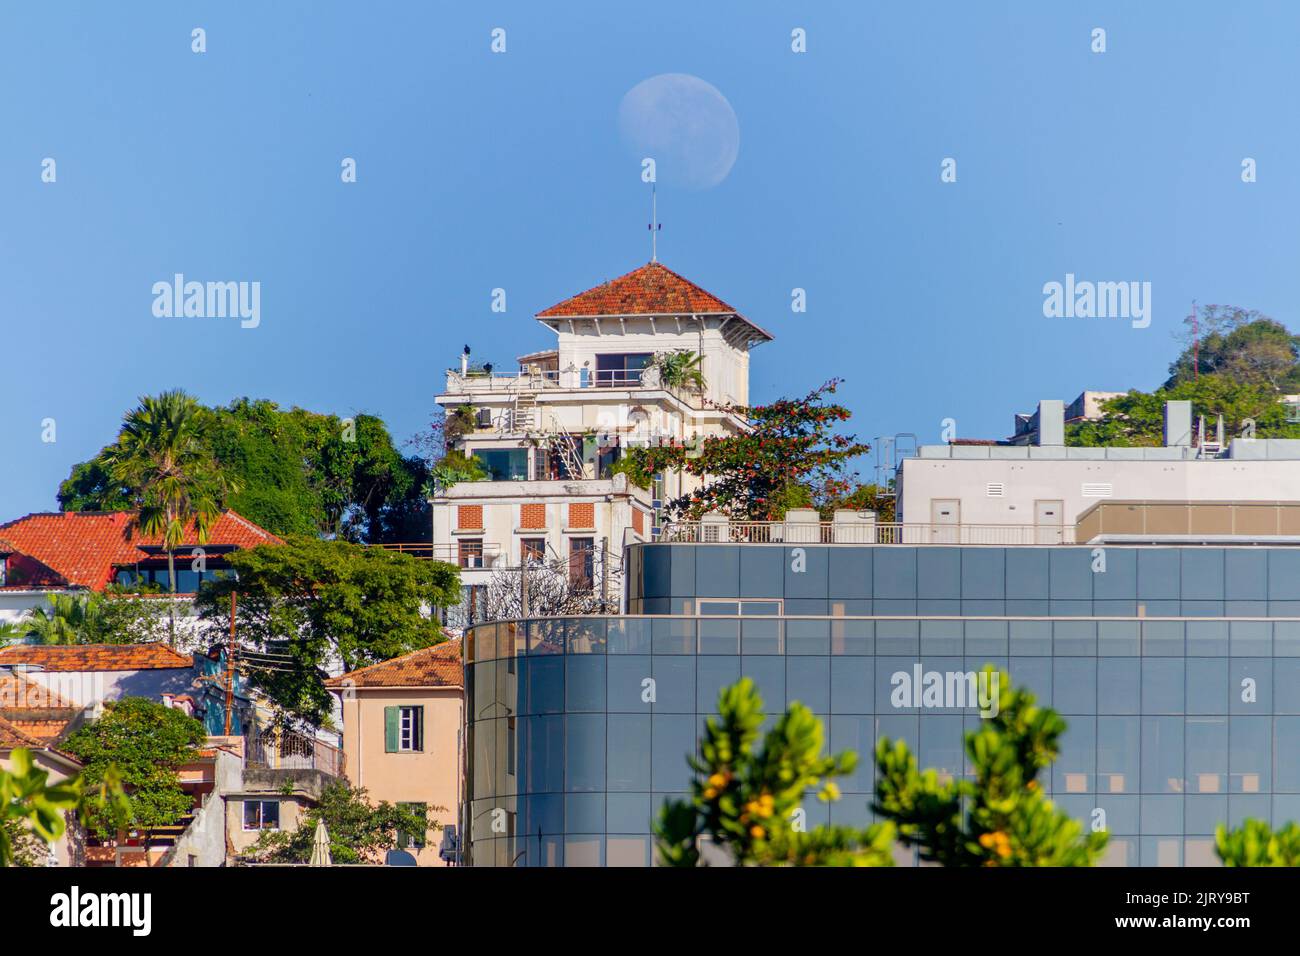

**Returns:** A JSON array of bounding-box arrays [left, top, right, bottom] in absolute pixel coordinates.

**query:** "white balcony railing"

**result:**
[[658, 521, 1078, 546]]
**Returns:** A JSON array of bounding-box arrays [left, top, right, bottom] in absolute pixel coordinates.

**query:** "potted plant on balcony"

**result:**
[[650, 350, 707, 393]]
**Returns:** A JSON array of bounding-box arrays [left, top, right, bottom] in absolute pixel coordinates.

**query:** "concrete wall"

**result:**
[[338, 686, 462, 866], [168, 748, 242, 867], [16, 667, 195, 712], [898, 456, 1300, 527], [552, 315, 752, 407]]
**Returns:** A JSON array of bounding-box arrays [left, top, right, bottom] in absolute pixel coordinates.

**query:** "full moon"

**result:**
[[617, 74, 740, 190]]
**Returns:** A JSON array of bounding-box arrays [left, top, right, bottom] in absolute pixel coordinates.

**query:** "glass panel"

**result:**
[[786, 618, 829, 655], [787, 657, 830, 712], [608, 618, 652, 654], [565, 715, 605, 792], [607, 715, 651, 790], [1096, 716, 1139, 794], [698, 617, 740, 654], [565, 656, 606, 713]]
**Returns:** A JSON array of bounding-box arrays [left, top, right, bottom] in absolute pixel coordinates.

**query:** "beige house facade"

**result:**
[[326, 640, 463, 866]]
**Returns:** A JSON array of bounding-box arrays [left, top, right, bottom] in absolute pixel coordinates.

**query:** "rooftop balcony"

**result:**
[[442, 366, 714, 411]]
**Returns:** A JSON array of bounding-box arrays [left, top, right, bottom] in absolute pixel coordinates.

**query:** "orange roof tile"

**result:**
[[0, 510, 281, 591], [0, 714, 82, 765], [325, 639, 462, 689], [0, 643, 192, 672], [536, 262, 773, 343], [6, 719, 73, 744], [0, 713, 53, 750]]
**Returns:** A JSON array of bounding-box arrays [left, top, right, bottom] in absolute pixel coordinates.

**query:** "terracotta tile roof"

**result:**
[[0, 672, 73, 708], [0, 714, 82, 766], [326, 639, 463, 689], [536, 262, 773, 344], [0, 509, 281, 591], [0, 643, 192, 672], [0, 714, 44, 748], [6, 718, 73, 744]]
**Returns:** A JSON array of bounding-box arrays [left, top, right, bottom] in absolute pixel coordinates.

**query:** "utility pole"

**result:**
[[223, 590, 238, 736]]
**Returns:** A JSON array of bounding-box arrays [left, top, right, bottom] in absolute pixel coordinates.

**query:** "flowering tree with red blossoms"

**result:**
[[628, 380, 870, 521]]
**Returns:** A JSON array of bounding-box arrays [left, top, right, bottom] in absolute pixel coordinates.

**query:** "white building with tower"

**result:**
[[431, 259, 772, 626]]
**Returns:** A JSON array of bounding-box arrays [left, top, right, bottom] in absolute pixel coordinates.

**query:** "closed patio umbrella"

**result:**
[[308, 820, 332, 867]]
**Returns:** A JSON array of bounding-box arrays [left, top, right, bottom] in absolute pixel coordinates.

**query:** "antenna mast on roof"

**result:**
[[648, 182, 661, 262]]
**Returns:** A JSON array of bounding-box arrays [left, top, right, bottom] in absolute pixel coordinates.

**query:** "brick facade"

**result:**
[[568, 502, 595, 529], [457, 505, 483, 530], [520, 503, 547, 529]]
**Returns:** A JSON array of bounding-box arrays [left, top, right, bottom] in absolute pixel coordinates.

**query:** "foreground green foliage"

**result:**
[[195, 537, 460, 725], [655, 679, 895, 866], [1216, 819, 1300, 866], [249, 781, 438, 864], [1, 748, 126, 866], [61, 698, 205, 844], [1, 749, 81, 866], [874, 667, 1107, 867]]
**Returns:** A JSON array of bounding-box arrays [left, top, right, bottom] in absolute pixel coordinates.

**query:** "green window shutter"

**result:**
[[416, 706, 425, 752], [384, 706, 400, 752]]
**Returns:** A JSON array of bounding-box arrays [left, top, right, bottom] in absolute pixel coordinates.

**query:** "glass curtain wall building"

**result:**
[[464, 543, 1300, 867]]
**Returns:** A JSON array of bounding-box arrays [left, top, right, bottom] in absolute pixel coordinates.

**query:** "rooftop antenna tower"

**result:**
[[648, 182, 661, 262]]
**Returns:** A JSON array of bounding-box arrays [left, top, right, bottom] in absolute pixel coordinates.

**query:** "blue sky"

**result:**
[[3, 1, 1298, 516]]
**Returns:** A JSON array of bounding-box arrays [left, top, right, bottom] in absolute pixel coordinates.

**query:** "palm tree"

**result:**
[[23, 594, 103, 645], [0, 619, 32, 646], [101, 390, 239, 644], [652, 350, 707, 392]]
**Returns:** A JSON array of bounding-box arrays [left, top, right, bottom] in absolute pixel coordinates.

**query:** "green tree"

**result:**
[[0, 621, 29, 646], [99, 390, 240, 643], [1, 817, 44, 866], [627, 380, 870, 520], [651, 350, 707, 392], [93, 586, 176, 645], [60, 698, 203, 849], [1067, 375, 1300, 447], [194, 537, 460, 725], [1215, 819, 1300, 866], [874, 667, 1107, 866], [60, 397, 427, 544], [248, 781, 439, 864], [427, 449, 487, 492], [1166, 307, 1300, 390], [23, 593, 104, 645], [655, 679, 896, 867]]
